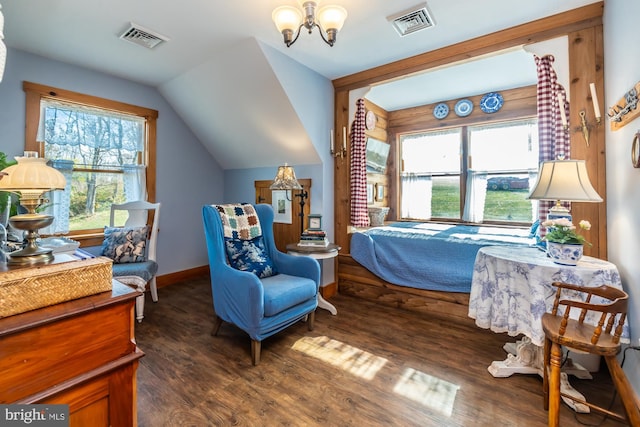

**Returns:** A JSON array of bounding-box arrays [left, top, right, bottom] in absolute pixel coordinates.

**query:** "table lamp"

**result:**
[[0, 151, 67, 265], [527, 159, 602, 221], [270, 163, 308, 235]]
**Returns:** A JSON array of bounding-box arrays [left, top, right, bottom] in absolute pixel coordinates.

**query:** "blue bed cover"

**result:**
[[350, 222, 535, 293]]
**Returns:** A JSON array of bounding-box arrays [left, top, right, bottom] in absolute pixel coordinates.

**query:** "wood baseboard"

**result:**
[[156, 265, 209, 288]]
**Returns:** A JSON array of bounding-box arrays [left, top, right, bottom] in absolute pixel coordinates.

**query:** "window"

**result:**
[[23, 82, 157, 246], [400, 119, 538, 225]]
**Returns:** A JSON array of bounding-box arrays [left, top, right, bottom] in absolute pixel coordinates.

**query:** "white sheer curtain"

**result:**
[[462, 171, 488, 223], [35, 98, 146, 235], [123, 164, 147, 202], [41, 159, 73, 234], [401, 173, 432, 219], [528, 170, 539, 222]]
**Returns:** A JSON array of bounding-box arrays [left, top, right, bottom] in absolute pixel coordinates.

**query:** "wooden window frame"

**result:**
[[23, 81, 158, 247]]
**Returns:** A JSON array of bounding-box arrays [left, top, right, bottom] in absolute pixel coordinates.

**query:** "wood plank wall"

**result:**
[[364, 100, 390, 216], [384, 85, 537, 224], [333, 2, 606, 259]]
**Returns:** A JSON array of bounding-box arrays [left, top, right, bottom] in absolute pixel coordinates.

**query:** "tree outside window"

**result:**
[[23, 82, 157, 246]]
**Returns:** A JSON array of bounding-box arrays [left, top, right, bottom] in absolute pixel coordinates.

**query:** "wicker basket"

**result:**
[[368, 206, 390, 227], [0, 256, 113, 317]]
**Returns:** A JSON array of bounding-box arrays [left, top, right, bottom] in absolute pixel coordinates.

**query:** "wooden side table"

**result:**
[[286, 243, 340, 315]]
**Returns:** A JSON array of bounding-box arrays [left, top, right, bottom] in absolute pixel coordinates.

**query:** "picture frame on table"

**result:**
[[308, 214, 322, 230]]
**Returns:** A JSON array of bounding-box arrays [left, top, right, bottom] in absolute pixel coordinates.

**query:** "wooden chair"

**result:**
[[542, 281, 639, 426]]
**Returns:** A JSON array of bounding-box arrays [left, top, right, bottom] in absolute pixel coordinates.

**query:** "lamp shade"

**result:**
[[0, 154, 67, 191], [269, 164, 302, 190], [528, 160, 602, 202], [272, 6, 303, 33], [317, 5, 347, 31]]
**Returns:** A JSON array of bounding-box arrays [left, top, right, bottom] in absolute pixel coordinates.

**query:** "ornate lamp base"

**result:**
[[6, 213, 54, 265]]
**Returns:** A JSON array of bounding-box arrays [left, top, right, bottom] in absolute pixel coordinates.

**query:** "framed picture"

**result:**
[[375, 183, 385, 202], [366, 137, 391, 174], [366, 183, 374, 204], [308, 214, 322, 230], [271, 190, 292, 224]]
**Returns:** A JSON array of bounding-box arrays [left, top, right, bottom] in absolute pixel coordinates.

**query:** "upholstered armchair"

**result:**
[[202, 203, 320, 365]]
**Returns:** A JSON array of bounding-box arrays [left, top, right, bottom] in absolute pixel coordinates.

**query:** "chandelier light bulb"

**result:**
[[272, 1, 347, 48]]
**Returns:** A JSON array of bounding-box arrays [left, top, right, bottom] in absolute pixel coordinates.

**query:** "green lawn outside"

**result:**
[[431, 182, 533, 222], [70, 209, 127, 230]]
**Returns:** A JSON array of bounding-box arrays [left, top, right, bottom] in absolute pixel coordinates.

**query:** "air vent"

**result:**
[[119, 23, 169, 49], [388, 4, 435, 37]]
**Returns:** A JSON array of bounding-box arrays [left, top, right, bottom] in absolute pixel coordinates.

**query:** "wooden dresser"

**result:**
[[0, 280, 144, 426]]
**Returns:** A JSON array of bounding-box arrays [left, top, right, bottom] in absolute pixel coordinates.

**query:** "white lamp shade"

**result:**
[[0, 156, 67, 191], [270, 164, 303, 190], [528, 160, 602, 202], [317, 5, 347, 31], [272, 6, 303, 33]]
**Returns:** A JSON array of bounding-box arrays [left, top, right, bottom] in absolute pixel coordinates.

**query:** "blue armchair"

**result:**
[[202, 203, 320, 365]]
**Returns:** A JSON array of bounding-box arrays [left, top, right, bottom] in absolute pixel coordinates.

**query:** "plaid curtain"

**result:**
[[534, 55, 571, 225], [350, 98, 369, 226]]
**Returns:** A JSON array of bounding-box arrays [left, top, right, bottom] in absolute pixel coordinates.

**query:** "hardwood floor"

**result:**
[[135, 277, 626, 426]]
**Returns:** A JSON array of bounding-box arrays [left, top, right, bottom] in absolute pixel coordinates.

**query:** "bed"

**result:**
[[338, 222, 535, 322]]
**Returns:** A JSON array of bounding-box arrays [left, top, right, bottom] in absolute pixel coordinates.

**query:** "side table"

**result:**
[[286, 243, 340, 315], [469, 245, 627, 413]]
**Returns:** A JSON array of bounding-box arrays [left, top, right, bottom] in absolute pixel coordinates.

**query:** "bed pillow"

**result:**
[[101, 225, 149, 264], [224, 235, 277, 278]]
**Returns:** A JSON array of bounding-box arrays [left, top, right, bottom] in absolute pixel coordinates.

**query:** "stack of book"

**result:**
[[298, 229, 329, 247]]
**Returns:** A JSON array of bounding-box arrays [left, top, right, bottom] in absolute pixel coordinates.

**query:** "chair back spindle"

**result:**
[[542, 281, 636, 426]]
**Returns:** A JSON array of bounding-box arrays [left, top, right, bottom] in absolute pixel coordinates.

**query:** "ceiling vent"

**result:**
[[388, 4, 435, 37], [119, 23, 169, 49]]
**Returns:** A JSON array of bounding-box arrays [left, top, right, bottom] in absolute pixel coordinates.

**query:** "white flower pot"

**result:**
[[546, 241, 583, 266]]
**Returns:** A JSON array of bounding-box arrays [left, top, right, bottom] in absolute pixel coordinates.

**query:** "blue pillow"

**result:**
[[224, 235, 277, 278]]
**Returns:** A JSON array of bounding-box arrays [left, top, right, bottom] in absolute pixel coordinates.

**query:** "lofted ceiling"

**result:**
[[1, 0, 599, 169]]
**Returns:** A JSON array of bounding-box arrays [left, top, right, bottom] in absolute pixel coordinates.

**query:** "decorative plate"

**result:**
[[454, 99, 473, 117], [365, 110, 377, 130], [480, 92, 504, 113], [433, 103, 449, 119]]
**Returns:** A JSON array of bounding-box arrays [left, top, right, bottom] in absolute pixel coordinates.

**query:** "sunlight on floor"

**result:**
[[393, 368, 460, 417], [292, 336, 388, 380]]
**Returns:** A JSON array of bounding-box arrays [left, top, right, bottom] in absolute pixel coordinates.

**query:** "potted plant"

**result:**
[[542, 217, 591, 265]]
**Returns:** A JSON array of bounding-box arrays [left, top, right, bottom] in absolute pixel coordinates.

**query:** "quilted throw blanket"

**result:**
[[215, 204, 262, 240], [350, 222, 535, 293], [214, 203, 277, 279]]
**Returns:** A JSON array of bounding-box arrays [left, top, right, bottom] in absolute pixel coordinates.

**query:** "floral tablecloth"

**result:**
[[468, 246, 629, 346]]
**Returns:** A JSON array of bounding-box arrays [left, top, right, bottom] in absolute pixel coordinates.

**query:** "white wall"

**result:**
[[0, 48, 224, 276], [604, 1, 640, 394]]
